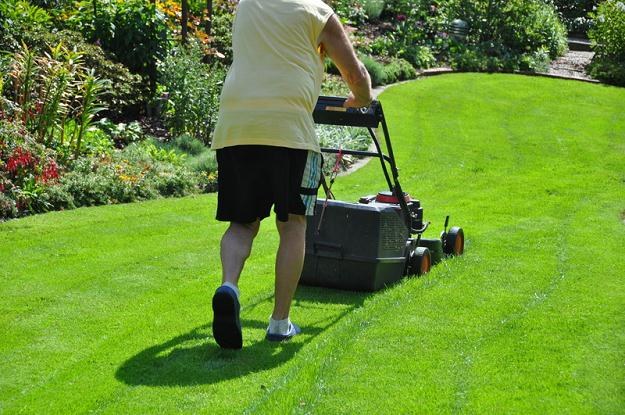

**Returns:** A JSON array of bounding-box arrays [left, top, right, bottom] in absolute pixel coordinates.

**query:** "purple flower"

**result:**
[[397, 14, 406, 21]]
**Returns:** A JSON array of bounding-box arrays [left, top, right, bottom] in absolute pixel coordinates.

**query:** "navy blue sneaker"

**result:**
[[212, 286, 242, 349], [266, 322, 301, 342]]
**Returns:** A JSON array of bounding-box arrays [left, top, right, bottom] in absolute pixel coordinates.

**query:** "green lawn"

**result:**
[[1, 73, 624, 414]]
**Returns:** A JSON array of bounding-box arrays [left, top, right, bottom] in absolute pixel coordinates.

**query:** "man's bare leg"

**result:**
[[220, 220, 260, 287], [212, 220, 260, 349], [272, 214, 307, 320]]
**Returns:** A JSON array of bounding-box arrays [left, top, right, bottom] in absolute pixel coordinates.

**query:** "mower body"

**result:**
[[301, 197, 419, 291]]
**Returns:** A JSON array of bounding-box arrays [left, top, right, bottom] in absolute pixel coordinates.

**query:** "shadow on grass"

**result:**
[[115, 286, 369, 386]]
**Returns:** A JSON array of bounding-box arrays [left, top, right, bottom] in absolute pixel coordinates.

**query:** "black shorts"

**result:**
[[216, 145, 322, 223]]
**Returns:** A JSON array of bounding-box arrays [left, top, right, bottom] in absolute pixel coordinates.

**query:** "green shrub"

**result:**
[[450, 43, 552, 73], [386, 0, 450, 66], [173, 134, 207, 156], [40, 183, 75, 211], [67, 0, 170, 88], [142, 142, 187, 166], [369, 34, 396, 57], [186, 150, 217, 174], [210, 13, 234, 64], [447, 0, 567, 71], [158, 42, 226, 144], [97, 118, 145, 148], [588, 0, 625, 86], [8, 29, 146, 118], [329, 0, 368, 25], [363, 0, 385, 20], [321, 74, 352, 96], [384, 57, 418, 81], [80, 124, 115, 157], [0, 192, 18, 219], [57, 144, 201, 207], [0, 0, 51, 52], [407, 45, 437, 69]]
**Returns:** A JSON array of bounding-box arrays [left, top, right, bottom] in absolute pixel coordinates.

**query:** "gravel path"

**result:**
[[544, 50, 595, 81]]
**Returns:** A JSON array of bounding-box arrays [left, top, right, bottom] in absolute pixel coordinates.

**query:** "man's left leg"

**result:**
[[266, 214, 306, 340]]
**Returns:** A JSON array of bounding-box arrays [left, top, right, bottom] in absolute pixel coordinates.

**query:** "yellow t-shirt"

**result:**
[[210, 0, 334, 152]]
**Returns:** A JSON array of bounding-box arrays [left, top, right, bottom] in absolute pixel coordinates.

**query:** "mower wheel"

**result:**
[[442, 226, 464, 256], [409, 247, 431, 276]]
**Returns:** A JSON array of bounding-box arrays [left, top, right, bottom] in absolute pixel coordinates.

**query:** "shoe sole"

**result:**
[[212, 290, 242, 349]]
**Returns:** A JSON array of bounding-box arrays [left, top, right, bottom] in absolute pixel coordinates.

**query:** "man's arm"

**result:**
[[318, 15, 373, 108]]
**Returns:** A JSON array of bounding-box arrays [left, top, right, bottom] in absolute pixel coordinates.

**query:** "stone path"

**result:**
[[544, 50, 596, 82]]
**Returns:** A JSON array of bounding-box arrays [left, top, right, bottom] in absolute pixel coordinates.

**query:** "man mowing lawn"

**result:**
[[210, 0, 373, 349]]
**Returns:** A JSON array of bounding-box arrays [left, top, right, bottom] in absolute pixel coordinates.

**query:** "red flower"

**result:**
[[6, 147, 36, 174], [37, 160, 60, 184], [397, 14, 406, 21]]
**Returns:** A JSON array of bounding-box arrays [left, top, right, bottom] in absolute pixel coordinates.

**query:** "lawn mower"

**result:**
[[299, 95, 464, 292]]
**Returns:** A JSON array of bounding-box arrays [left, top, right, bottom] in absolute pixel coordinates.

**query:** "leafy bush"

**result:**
[[326, 53, 417, 87], [208, 12, 234, 64], [56, 143, 200, 207], [450, 43, 551, 72], [447, 0, 567, 71], [67, 0, 169, 88], [329, 0, 368, 25], [321, 74, 352, 96], [185, 150, 217, 174], [3, 42, 109, 158], [5, 29, 146, 118], [386, 1, 450, 66], [384, 57, 419, 81], [587, 0, 625, 86], [0, 118, 62, 218], [158, 42, 226, 144], [97, 118, 145, 148], [363, 0, 386, 20], [172, 134, 207, 156], [0, 0, 51, 52]]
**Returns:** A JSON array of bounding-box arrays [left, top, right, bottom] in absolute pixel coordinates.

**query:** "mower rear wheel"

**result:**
[[443, 226, 464, 256], [410, 247, 431, 276]]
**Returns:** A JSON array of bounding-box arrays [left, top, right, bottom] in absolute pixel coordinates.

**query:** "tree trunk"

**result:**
[[181, 0, 189, 44], [205, 0, 212, 36]]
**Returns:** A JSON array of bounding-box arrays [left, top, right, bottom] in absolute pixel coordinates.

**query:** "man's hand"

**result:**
[[344, 91, 372, 108]]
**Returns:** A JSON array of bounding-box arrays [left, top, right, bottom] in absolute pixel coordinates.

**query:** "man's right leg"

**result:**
[[220, 220, 260, 287], [213, 220, 260, 349]]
